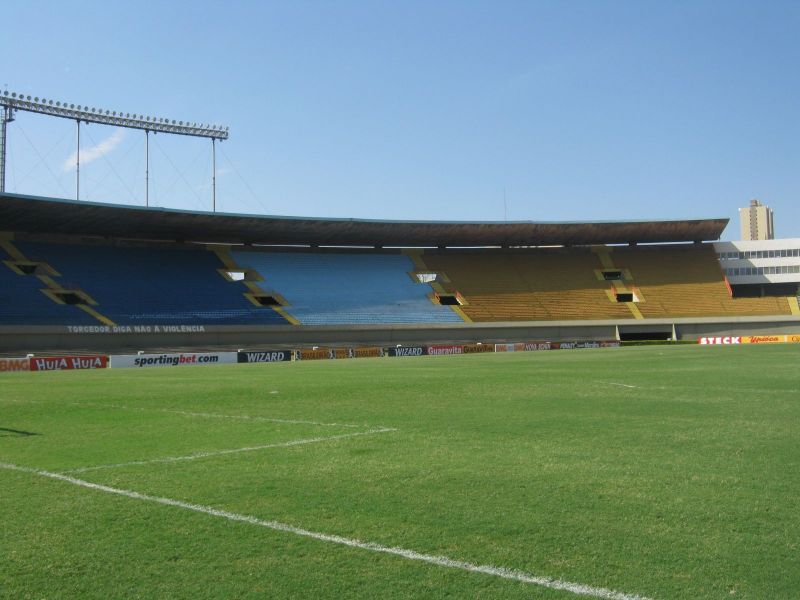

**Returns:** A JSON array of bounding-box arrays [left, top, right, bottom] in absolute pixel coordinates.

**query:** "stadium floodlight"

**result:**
[[0, 90, 229, 140]]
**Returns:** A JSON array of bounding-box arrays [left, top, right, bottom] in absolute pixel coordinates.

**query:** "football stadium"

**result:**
[[2, 75, 800, 598], [3, 191, 800, 598]]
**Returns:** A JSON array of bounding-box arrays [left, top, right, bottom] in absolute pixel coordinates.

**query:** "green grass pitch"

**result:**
[[2, 344, 798, 599]]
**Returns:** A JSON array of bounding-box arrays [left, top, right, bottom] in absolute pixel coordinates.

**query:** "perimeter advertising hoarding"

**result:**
[[574, 341, 601, 349], [698, 335, 799, 345], [742, 335, 787, 344], [237, 351, 293, 363], [495, 342, 552, 352], [551, 342, 577, 350], [110, 352, 237, 368], [387, 346, 428, 357], [352, 347, 385, 358], [462, 344, 494, 354], [0, 357, 31, 372], [494, 343, 523, 352], [294, 347, 387, 360], [29, 355, 108, 371], [427, 345, 464, 356], [698, 336, 742, 345], [294, 349, 334, 361]]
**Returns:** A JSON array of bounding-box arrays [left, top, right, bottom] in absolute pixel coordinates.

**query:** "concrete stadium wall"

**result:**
[[2, 316, 800, 355]]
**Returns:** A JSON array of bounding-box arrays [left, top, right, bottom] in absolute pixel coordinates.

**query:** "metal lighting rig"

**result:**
[[0, 90, 229, 210]]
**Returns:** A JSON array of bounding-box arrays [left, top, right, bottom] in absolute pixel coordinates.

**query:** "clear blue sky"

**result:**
[[2, 1, 798, 239]]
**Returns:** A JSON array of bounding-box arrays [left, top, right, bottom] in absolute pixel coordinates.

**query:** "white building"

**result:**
[[714, 239, 800, 294]]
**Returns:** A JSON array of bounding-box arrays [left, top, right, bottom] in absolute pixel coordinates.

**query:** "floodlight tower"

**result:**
[[0, 90, 229, 210], [0, 105, 15, 194]]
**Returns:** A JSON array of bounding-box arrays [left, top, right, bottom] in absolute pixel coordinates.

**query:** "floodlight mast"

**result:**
[[0, 90, 229, 209], [0, 105, 14, 193]]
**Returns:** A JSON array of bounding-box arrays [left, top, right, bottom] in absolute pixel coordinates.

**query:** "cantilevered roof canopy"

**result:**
[[0, 192, 728, 247]]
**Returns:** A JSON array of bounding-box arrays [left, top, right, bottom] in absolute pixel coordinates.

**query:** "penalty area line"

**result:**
[[0, 462, 653, 600], [63, 428, 398, 474]]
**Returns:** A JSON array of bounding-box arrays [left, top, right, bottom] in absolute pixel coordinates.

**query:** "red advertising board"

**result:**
[[29, 355, 108, 371]]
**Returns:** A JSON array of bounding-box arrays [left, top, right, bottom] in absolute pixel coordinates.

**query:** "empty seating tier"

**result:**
[[8, 241, 290, 326], [425, 245, 791, 321], [0, 255, 98, 326], [610, 245, 791, 318], [230, 250, 464, 325], [423, 249, 633, 321], [1, 239, 792, 327]]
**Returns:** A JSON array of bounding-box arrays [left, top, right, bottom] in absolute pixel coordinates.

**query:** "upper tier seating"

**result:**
[[230, 250, 463, 325], [7, 241, 289, 326]]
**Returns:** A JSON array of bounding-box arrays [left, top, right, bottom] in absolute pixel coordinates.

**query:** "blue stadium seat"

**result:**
[[230, 250, 464, 325], [13, 241, 289, 326]]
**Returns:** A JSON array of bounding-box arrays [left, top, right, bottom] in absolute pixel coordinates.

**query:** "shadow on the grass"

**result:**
[[0, 427, 40, 437]]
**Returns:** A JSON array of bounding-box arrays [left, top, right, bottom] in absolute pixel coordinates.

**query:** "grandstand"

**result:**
[[1, 190, 799, 353], [3, 239, 290, 326]]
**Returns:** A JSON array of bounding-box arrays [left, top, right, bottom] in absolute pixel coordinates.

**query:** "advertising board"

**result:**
[[524, 342, 552, 351], [427, 345, 464, 356], [0, 357, 30, 372], [29, 355, 108, 371], [387, 346, 428, 357], [462, 344, 494, 354], [237, 350, 293, 363], [700, 335, 798, 345], [294, 349, 334, 361], [110, 352, 237, 368], [574, 341, 601, 349], [551, 342, 576, 350], [351, 347, 385, 358], [742, 335, 787, 344], [494, 343, 523, 352], [697, 337, 742, 345]]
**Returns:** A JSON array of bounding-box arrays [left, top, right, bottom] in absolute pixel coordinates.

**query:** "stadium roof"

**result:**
[[0, 192, 728, 247]]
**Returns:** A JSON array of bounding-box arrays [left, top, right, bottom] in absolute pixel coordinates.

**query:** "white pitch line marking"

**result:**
[[0, 461, 653, 600], [606, 383, 638, 389], [63, 428, 398, 474], [70, 401, 366, 429]]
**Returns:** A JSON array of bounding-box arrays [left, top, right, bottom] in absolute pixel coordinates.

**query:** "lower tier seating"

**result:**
[[0, 239, 792, 327], [4, 241, 289, 326], [423, 245, 792, 321]]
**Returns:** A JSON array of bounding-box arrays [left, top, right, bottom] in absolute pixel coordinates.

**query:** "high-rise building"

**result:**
[[739, 199, 774, 241]]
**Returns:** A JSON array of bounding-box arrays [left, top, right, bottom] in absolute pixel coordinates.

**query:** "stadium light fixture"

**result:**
[[1, 89, 228, 209], [0, 90, 229, 140]]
